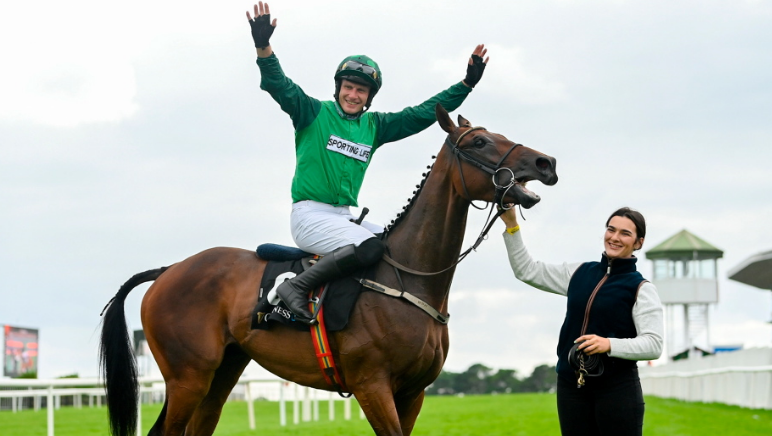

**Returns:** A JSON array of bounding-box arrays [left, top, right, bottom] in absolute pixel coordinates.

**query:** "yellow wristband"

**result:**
[[506, 225, 520, 235]]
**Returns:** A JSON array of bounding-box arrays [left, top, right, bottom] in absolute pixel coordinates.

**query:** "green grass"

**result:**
[[645, 397, 772, 436], [1, 394, 770, 435]]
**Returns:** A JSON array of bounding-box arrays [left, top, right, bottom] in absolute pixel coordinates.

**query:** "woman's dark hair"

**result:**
[[606, 207, 646, 241]]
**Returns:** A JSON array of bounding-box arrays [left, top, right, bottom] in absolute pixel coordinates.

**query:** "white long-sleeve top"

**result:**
[[503, 230, 664, 361]]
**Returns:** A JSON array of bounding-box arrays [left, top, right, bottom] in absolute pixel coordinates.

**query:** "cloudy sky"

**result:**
[[1, 0, 771, 380]]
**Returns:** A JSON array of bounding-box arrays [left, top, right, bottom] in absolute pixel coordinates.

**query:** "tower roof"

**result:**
[[645, 229, 724, 260]]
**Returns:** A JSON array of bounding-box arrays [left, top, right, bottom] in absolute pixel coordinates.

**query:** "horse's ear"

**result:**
[[457, 114, 472, 128], [436, 103, 456, 134]]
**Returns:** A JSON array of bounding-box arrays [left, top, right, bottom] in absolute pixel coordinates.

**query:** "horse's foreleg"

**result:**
[[353, 381, 405, 436], [395, 390, 425, 436], [185, 345, 251, 436]]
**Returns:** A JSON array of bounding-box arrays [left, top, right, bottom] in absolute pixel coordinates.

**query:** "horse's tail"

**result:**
[[99, 266, 168, 436]]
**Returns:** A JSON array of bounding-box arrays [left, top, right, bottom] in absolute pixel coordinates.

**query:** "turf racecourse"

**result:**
[[2, 394, 771, 435]]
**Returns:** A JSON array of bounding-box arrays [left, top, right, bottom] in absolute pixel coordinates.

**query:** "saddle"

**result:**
[[251, 243, 373, 332]]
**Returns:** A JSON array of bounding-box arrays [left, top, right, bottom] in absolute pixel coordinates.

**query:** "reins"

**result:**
[[382, 126, 521, 277], [382, 205, 504, 276]]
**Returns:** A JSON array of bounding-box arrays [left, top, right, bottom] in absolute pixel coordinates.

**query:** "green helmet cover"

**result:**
[[334, 55, 382, 95]]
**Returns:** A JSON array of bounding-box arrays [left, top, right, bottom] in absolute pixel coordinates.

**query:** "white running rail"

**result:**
[[0, 376, 363, 436], [639, 347, 772, 410]]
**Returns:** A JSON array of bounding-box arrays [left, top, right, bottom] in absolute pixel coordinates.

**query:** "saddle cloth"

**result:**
[[251, 244, 374, 332]]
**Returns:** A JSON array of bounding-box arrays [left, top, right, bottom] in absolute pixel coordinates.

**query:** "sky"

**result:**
[[1, 0, 771, 380]]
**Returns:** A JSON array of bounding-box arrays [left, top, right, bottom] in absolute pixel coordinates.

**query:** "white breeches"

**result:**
[[290, 200, 384, 255]]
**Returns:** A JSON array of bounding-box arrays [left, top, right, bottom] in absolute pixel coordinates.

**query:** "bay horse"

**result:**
[[100, 104, 558, 436]]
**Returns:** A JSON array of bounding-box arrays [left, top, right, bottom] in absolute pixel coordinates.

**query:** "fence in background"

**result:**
[[639, 347, 772, 409], [0, 376, 363, 436]]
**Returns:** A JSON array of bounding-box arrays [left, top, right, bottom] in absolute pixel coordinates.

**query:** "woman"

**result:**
[[501, 206, 664, 436]]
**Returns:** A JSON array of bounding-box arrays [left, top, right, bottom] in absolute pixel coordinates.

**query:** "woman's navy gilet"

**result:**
[[556, 254, 645, 381]]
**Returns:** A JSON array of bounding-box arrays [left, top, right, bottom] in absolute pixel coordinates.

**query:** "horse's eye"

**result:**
[[473, 137, 487, 148]]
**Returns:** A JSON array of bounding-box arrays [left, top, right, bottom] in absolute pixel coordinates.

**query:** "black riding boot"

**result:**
[[277, 238, 384, 325]]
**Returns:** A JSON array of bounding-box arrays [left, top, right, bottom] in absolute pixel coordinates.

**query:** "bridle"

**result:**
[[369, 126, 528, 324], [446, 126, 521, 211], [381, 126, 523, 277]]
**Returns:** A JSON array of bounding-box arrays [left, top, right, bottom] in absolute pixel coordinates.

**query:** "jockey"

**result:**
[[247, 2, 489, 325]]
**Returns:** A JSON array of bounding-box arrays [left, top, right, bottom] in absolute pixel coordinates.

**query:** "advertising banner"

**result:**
[[3, 325, 39, 377]]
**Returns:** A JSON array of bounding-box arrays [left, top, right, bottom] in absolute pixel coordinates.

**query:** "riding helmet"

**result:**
[[334, 55, 382, 111]]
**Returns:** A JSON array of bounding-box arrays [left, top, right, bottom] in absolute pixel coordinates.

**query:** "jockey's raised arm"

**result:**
[[247, 1, 276, 58]]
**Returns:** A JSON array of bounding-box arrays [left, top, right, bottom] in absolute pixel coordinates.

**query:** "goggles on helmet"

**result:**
[[339, 60, 379, 82]]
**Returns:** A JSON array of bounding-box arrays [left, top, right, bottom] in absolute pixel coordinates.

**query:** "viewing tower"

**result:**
[[646, 229, 723, 359]]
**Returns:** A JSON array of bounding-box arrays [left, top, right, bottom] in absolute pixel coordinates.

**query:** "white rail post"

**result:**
[[328, 391, 335, 421], [279, 381, 287, 426], [302, 386, 311, 422], [293, 384, 299, 424], [136, 387, 142, 436], [344, 396, 351, 420], [246, 382, 256, 430], [47, 385, 54, 436], [313, 389, 319, 422]]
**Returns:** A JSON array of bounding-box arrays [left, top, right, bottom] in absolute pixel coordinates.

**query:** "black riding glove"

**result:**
[[249, 14, 274, 49], [463, 54, 486, 88]]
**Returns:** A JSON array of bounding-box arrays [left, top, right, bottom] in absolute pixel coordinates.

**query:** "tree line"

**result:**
[[425, 363, 557, 395]]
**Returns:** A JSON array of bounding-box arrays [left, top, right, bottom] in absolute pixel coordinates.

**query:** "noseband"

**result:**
[[445, 126, 521, 210]]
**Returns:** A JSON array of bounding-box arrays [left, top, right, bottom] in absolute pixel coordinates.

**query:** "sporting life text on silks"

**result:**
[[326, 135, 372, 162]]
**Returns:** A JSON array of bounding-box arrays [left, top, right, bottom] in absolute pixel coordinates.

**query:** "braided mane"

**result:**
[[381, 155, 436, 238]]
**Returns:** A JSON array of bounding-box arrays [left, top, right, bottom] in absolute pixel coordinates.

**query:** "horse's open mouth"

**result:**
[[513, 178, 541, 208]]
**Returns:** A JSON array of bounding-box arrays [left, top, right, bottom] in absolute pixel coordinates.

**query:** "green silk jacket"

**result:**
[[257, 53, 472, 207]]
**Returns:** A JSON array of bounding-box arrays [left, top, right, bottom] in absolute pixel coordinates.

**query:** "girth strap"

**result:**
[[308, 286, 351, 397], [358, 278, 449, 325]]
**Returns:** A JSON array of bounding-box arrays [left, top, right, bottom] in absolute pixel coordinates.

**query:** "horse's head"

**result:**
[[436, 104, 558, 209]]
